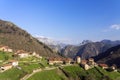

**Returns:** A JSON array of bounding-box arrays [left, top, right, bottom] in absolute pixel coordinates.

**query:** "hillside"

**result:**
[[61, 45, 80, 58], [0, 20, 58, 57], [61, 40, 120, 59], [94, 45, 120, 68], [76, 42, 113, 59], [28, 65, 120, 80]]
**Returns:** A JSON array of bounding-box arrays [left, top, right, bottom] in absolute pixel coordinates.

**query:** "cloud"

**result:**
[[103, 24, 120, 32], [110, 24, 120, 30]]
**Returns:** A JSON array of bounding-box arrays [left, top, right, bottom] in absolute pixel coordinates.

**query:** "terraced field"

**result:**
[[27, 65, 120, 80]]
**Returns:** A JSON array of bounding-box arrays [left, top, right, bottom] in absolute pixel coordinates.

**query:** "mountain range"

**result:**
[[0, 19, 59, 57], [61, 40, 120, 59], [35, 36, 120, 60], [36, 36, 67, 53]]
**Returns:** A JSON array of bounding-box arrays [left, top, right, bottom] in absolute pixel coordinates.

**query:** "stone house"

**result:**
[[111, 65, 117, 70], [8, 60, 18, 67], [0, 46, 13, 52], [32, 51, 37, 56], [109, 65, 117, 72], [99, 63, 108, 69], [48, 57, 63, 65], [63, 58, 72, 64], [15, 50, 30, 58], [32, 52, 42, 59], [0, 64, 12, 72], [88, 58, 95, 66], [76, 56, 81, 64], [80, 60, 90, 70]]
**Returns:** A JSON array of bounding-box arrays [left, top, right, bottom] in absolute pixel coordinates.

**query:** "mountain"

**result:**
[[61, 40, 120, 59], [94, 45, 120, 68], [61, 45, 79, 58], [80, 40, 93, 45], [36, 36, 66, 52], [0, 19, 58, 57], [101, 39, 120, 45]]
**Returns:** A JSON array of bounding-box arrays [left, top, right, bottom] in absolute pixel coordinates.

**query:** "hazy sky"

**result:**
[[0, 0, 120, 44]]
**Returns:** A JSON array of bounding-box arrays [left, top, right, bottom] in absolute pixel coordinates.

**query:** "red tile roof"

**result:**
[[9, 60, 18, 62], [99, 64, 108, 67], [0, 46, 11, 49], [49, 57, 72, 62], [2, 64, 12, 67], [81, 60, 87, 64], [16, 50, 28, 54]]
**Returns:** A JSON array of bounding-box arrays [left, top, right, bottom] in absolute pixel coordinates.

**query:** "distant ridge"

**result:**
[[61, 40, 120, 59], [94, 45, 120, 68], [36, 36, 67, 53]]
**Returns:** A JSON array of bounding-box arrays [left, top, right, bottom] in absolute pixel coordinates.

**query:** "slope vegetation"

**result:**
[[0, 20, 58, 56], [94, 45, 120, 68]]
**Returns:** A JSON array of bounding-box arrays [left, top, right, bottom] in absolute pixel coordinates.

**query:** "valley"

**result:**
[[0, 20, 120, 80], [1, 0, 120, 80]]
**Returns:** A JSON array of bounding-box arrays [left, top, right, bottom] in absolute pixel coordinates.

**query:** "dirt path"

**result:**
[[20, 64, 71, 80], [20, 67, 58, 80]]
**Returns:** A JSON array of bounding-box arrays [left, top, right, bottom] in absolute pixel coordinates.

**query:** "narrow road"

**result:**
[[20, 64, 71, 80], [20, 68, 41, 80], [20, 67, 58, 80]]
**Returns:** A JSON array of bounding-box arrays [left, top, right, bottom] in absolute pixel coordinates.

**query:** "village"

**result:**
[[0, 45, 42, 72], [48, 56, 117, 71], [0, 45, 117, 73]]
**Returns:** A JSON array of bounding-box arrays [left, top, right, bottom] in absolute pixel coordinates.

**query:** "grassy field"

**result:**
[[0, 52, 120, 80], [0, 62, 42, 80], [27, 65, 120, 80], [0, 68, 25, 80], [19, 56, 48, 67], [96, 67, 120, 80], [19, 62, 41, 74], [37, 57, 49, 68], [0, 52, 49, 80], [0, 51, 13, 62], [27, 69, 68, 80], [63, 65, 120, 80]]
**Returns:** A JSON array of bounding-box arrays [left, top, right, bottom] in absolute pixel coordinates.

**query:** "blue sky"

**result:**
[[0, 0, 120, 44]]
